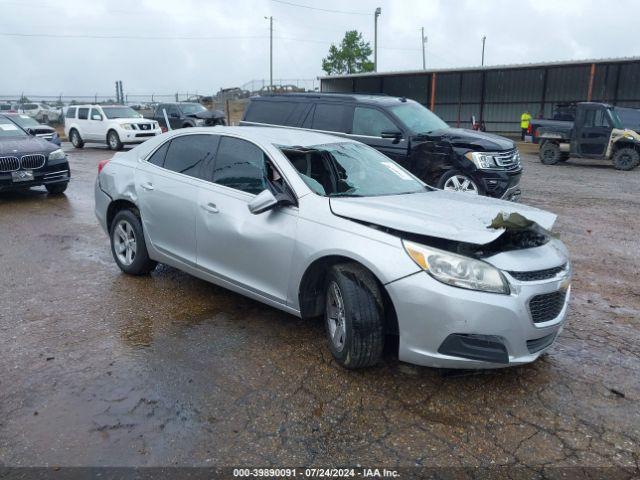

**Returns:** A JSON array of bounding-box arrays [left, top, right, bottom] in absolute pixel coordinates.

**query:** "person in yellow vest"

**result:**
[[520, 111, 532, 141]]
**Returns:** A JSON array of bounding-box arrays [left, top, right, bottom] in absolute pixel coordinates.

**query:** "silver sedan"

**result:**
[[95, 126, 571, 369]]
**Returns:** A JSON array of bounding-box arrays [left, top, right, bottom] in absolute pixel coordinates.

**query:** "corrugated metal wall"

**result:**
[[320, 59, 640, 135]]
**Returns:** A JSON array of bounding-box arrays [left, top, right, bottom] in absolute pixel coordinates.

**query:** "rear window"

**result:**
[[66, 107, 77, 119], [311, 103, 351, 133], [245, 100, 298, 125], [78, 108, 89, 120]]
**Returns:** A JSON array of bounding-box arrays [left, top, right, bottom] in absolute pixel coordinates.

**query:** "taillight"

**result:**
[[98, 159, 110, 173], [161, 126, 168, 133]]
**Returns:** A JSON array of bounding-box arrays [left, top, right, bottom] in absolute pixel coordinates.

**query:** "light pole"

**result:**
[[374, 7, 381, 71], [265, 16, 273, 90], [421, 27, 427, 70], [481, 35, 486, 67]]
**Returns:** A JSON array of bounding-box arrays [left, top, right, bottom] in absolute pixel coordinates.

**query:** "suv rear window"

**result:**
[[245, 101, 297, 125], [311, 103, 351, 133], [78, 108, 89, 120], [66, 107, 76, 118]]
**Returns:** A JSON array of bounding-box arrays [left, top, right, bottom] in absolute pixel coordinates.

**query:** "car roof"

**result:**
[[252, 92, 411, 106], [164, 126, 358, 147]]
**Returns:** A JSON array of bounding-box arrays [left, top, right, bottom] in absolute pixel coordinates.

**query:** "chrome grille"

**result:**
[[137, 123, 152, 130], [492, 149, 521, 169], [529, 290, 567, 323], [509, 264, 567, 281], [21, 154, 46, 170], [0, 156, 20, 172]]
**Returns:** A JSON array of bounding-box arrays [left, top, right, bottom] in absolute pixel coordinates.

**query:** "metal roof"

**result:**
[[318, 56, 640, 80]]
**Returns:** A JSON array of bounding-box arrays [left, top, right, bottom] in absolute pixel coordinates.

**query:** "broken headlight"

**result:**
[[465, 151, 497, 169], [403, 240, 510, 294]]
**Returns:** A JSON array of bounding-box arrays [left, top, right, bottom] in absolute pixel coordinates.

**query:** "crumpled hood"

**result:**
[[187, 109, 225, 120], [423, 128, 515, 152], [330, 190, 556, 245], [0, 136, 58, 155]]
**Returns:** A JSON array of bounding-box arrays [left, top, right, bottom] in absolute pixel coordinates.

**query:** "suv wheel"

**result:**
[[107, 130, 123, 150], [437, 170, 481, 194], [539, 141, 561, 165], [109, 209, 157, 275], [324, 263, 385, 369], [612, 147, 640, 171], [69, 129, 84, 148]]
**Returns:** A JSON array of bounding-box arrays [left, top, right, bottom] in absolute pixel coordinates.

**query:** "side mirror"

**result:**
[[26, 128, 35, 135], [381, 130, 403, 143], [248, 189, 279, 214], [92, 114, 102, 121]]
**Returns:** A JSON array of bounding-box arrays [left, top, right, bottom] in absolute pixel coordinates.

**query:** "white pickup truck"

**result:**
[[64, 105, 161, 150]]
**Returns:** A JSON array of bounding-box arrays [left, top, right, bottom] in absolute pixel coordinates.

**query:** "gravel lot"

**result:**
[[0, 142, 639, 473]]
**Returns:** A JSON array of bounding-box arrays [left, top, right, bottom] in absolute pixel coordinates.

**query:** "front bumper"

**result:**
[[473, 168, 522, 199], [118, 128, 162, 144], [386, 266, 570, 369], [0, 158, 70, 192]]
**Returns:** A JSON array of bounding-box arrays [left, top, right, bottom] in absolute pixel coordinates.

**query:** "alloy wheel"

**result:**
[[326, 281, 346, 352], [443, 175, 479, 194], [113, 219, 137, 266], [109, 133, 119, 149]]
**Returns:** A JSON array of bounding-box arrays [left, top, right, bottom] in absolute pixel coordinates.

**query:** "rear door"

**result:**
[[349, 105, 408, 163], [196, 135, 297, 304], [135, 134, 215, 265], [576, 106, 613, 157]]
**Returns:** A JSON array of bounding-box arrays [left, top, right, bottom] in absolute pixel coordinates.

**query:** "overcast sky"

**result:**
[[2, 0, 637, 99]]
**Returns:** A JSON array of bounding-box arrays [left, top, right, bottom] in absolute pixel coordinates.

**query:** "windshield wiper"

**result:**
[[328, 192, 363, 197]]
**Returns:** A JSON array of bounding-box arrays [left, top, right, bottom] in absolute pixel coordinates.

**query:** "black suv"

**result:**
[[241, 93, 522, 200], [152, 102, 226, 130]]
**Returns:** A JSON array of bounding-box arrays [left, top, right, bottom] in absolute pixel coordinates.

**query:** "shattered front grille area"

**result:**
[[509, 264, 567, 281], [529, 290, 567, 323]]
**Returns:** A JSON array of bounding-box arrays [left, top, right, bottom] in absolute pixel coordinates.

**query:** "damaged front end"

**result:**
[[187, 109, 226, 126]]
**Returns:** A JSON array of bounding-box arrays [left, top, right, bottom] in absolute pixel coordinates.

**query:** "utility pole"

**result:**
[[374, 7, 381, 71], [421, 27, 427, 70], [265, 16, 273, 90], [481, 35, 486, 67]]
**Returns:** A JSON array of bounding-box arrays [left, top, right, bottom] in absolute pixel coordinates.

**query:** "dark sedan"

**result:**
[[1, 113, 61, 146], [0, 116, 70, 194]]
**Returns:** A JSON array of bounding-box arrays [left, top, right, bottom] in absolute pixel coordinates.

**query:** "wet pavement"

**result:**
[[0, 142, 639, 471]]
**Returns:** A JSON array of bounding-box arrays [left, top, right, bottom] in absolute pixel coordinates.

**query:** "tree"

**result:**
[[322, 30, 374, 76]]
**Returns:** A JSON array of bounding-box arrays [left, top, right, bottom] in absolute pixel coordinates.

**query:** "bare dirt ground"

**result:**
[[0, 142, 639, 474]]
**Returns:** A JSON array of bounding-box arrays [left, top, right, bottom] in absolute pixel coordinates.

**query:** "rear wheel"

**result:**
[[45, 182, 68, 195], [612, 147, 640, 171], [324, 263, 385, 369], [107, 130, 123, 150], [539, 141, 561, 165], [560, 153, 570, 162], [69, 129, 84, 148], [109, 209, 157, 275]]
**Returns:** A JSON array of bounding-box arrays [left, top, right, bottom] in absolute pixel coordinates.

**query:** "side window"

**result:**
[[594, 109, 610, 128], [89, 108, 102, 120], [147, 141, 170, 167], [213, 137, 268, 195], [66, 107, 76, 118], [311, 103, 351, 133], [78, 108, 89, 120], [163, 134, 218, 180], [167, 105, 180, 117], [245, 101, 297, 125], [352, 107, 398, 137]]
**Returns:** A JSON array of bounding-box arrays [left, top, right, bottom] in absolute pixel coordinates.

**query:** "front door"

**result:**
[[196, 135, 298, 304], [85, 107, 104, 141], [576, 106, 613, 157], [349, 106, 409, 168]]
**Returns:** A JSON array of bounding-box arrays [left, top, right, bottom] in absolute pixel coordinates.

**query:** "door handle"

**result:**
[[140, 182, 154, 191], [201, 202, 219, 213]]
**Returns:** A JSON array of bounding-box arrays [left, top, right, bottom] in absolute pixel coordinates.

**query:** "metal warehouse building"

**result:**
[[319, 57, 640, 135]]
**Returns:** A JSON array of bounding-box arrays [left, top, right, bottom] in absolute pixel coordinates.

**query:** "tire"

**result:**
[[45, 182, 68, 195], [324, 263, 385, 369], [182, 123, 193, 128], [69, 129, 84, 149], [539, 141, 561, 165], [109, 209, 157, 275], [107, 130, 123, 150], [436, 170, 482, 195], [612, 147, 640, 171]]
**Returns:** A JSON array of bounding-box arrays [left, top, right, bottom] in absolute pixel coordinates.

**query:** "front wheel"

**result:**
[[45, 182, 68, 195], [109, 209, 157, 275], [612, 147, 640, 171], [107, 130, 123, 151], [324, 263, 385, 369], [69, 129, 84, 148], [437, 170, 481, 195], [539, 141, 561, 165]]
